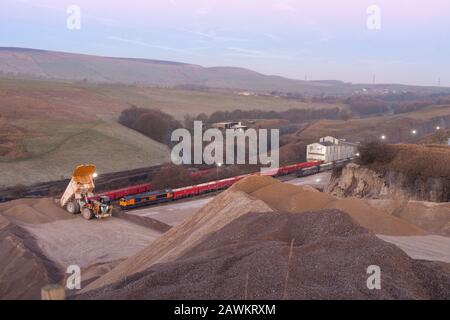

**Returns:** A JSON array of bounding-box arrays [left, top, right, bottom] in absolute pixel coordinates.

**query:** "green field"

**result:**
[[0, 119, 169, 187], [83, 84, 349, 120]]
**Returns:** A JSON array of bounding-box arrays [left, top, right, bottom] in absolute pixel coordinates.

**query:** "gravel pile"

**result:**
[[83, 176, 428, 293], [82, 189, 273, 292], [0, 198, 74, 224], [237, 176, 424, 236], [369, 199, 450, 236], [77, 210, 450, 300], [0, 215, 62, 299]]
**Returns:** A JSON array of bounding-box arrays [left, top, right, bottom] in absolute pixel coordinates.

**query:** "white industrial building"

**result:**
[[307, 136, 359, 163], [211, 121, 248, 131]]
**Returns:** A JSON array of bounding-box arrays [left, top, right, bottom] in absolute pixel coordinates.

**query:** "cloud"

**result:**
[[227, 47, 263, 55], [181, 28, 250, 43], [106, 36, 200, 55], [226, 47, 293, 60]]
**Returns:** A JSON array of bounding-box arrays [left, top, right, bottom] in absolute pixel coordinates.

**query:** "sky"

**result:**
[[1, 0, 449, 86]]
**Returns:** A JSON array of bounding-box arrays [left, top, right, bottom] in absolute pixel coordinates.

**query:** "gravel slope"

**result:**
[[77, 210, 450, 300]]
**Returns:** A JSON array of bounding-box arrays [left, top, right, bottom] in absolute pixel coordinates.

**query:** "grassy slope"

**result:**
[[0, 48, 353, 95], [299, 105, 450, 143], [0, 78, 346, 120], [3, 77, 448, 187], [418, 129, 450, 144], [384, 144, 450, 178], [0, 78, 344, 187], [81, 84, 347, 120], [0, 119, 169, 187]]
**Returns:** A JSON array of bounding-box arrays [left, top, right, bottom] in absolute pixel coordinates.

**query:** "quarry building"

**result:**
[[211, 121, 248, 131], [307, 136, 359, 163]]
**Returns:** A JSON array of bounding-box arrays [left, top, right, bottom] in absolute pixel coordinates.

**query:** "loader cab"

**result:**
[[99, 196, 111, 205], [98, 196, 112, 214]]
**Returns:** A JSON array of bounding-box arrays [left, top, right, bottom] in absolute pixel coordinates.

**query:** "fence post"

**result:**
[[41, 284, 66, 300]]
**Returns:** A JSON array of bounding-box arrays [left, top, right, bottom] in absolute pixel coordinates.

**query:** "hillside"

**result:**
[[2, 48, 450, 188], [327, 144, 450, 202], [0, 77, 339, 122], [2, 47, 449, 96], [0, 119, 170, 187], [291, 105, 450, 145], [0, 77, 346, 187], [418, 129, 450, 144], [0, 76, 331, 188]]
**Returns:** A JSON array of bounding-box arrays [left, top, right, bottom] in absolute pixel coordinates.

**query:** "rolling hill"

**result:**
[[1, 47, 450, 96]]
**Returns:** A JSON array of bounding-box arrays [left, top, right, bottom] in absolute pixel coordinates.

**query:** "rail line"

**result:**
[[116, 159, 351, 211]]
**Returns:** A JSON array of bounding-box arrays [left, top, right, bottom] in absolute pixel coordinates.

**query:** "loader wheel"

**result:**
[[82, 208, 93, 220], [66, 201, 80, 214]]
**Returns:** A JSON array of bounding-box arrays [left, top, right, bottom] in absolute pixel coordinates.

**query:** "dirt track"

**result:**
[[286, 172, 331, 189], [378, 235, 450, 263], [128, 197, 213, 226], [22, 216, 162, 268]]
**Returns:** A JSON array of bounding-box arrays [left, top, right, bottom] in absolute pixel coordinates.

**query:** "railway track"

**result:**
[[0, 164, 172, 202], [0, 160, 349, 205]]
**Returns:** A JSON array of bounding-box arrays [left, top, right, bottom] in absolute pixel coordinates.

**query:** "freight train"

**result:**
[[118, 161, 324, 210], [95, 158, 354, 210], [89, 168, 217, 202], [296, 158, 351, 177]]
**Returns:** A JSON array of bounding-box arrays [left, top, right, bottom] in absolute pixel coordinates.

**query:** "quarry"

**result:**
[[1, 143, 449, 299], [2, 3, 450, 315], [1, 43, 450, 304]]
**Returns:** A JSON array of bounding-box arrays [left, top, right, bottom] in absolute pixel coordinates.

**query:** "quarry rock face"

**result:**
[[326, 163, 449, 202]]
